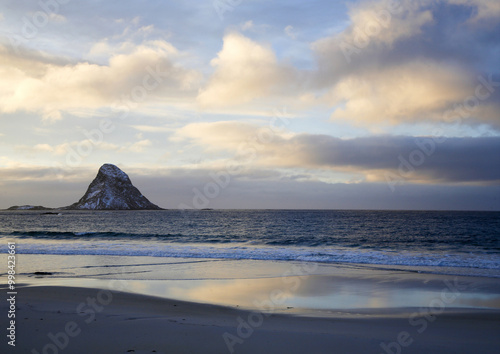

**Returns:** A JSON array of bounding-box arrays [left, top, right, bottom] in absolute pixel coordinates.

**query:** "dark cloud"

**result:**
[[286, 134, 500, 183]]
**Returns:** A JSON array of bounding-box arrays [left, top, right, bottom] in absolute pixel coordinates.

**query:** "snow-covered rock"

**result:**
[[64, 164, 162, 210]]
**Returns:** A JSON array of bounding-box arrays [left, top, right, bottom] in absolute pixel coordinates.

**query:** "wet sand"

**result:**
[[2, 283, 500, 354]]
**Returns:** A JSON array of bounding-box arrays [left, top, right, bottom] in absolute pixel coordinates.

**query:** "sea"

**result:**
[[1, 209, 499, 279]]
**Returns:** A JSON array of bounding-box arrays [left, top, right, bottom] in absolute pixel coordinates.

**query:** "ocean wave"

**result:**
[[5, 231, 499, 251], [3, 241, 499, 273], [7, 231, 187, 240]]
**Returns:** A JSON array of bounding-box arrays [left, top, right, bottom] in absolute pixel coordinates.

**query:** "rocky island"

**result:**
[[7, 164, 163, 210]]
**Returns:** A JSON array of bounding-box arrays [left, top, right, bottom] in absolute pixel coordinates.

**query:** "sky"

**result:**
[[0, 0, 499, 210]]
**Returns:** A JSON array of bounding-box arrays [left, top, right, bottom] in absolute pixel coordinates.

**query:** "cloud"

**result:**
[[0, 40, 200, 121], [449, 0, 500, 22], [176, 121, 267, 151], [328, 61, 474, 125], [0, 163, 89, 182], [49, 13, 67, 23], [193, 0, 499, 127], [15, 138, 155, 161], [176, 121, 500, 185], [285, 134, 500, 184], [241, 20, 254, 31], [347, 0, 433, 46], [131, 125, 172, 133], [15, 142, 73, 156], [308, 0, 500, 127], [33, 143, 67, 154], [311, 0, 434, 82], [128, 139, 152, 152], [197, 32, 298, 108]]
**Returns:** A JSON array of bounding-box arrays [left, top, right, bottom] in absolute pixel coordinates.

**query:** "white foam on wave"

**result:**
[[6, 239, 500, 275]]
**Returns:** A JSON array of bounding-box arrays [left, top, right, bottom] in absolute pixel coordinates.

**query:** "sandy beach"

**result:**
[[3, 277, 500, 354]]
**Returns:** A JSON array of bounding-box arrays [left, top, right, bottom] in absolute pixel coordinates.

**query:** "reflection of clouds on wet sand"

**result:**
[[120, 273, 500, 312], [168, 277, 298, 308]]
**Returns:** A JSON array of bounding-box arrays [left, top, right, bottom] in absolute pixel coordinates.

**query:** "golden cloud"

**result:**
[[0, 41, 200, 122], [328, 61, 473, 125]]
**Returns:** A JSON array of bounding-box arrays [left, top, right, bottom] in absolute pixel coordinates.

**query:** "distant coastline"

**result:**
[[7, 205, 54, 211]]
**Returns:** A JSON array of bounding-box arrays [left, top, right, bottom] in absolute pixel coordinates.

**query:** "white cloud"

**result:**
[[17, 142, 72, 156], [34, 144, 56, 153], [128, 139, 152, 152], [197, 32, 297, 108], [177, 121, 268, 151], [16, 137, 156, 160], [88, 41, 115, 58], [131, 125, 173, 133], [0, 40, 200, 122]]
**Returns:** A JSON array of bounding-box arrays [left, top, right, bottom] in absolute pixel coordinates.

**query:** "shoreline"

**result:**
[[3, 285, 500, 353], [2, 255, 500, 313], [2, 242, 499, 279]]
